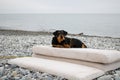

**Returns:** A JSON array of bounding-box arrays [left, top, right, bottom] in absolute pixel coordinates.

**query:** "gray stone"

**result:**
[[114, 74, 120, 80], [56, 76, 66, 80], [16, 74, 23, 79], [14, 76, 20, 80], [1, 76, 8, 80], [14, 68, 20, 73], [25, 69, 30, 74], [6, 73, 12, 78], [9, 77, 16, 80], [4, 64, 10, 68], [115, 71, 120, 76], [27, 73, 32, 78], [32, 73, 36, 77], [0, 63, 3, 67], [0, 67, 4, 76], [97, 75, 113, 80], [31, 78, 36, 80], [11, 71, 18, 77], [40, 76, 53, 80], [19, 77, 26, 80], [35, 72, 41, 78], [19, 68, 28, 75], [19, 76, 30, 80], [10, 64, 19, 68], [45, 76, 54, 80], [41, 73, 49, 77]]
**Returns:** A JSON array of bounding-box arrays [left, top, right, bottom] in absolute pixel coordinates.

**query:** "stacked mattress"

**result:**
[[9, 45, 120, 80]]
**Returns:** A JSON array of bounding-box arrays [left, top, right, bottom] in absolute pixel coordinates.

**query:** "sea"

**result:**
[[0, 14, 120, 38]]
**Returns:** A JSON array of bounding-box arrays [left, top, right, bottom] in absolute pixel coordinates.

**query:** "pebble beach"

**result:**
[[0, 30, 120, 80]]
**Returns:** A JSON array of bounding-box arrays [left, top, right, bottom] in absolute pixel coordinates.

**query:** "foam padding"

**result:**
[[33, 54, 120, 72], [8, 57, 104, 80]]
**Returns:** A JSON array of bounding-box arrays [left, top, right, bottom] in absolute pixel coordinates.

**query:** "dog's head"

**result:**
[[53, 30, 68, 43]]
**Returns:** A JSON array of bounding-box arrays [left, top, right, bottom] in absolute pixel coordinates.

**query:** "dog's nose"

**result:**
[[60, 35, 65, 40], [61, 36, 63, 39]]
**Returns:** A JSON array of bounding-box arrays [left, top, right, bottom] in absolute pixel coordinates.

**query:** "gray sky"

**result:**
[[0, 0, 120, 13]]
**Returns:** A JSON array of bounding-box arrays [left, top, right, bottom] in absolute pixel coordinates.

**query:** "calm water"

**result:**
[[0, 14, 120, 37]]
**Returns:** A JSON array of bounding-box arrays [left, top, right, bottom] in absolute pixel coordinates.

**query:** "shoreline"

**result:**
[[0, 29, 120, 39]]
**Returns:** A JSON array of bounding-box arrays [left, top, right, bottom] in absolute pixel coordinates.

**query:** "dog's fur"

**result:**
[[52, 30, 87, 48]]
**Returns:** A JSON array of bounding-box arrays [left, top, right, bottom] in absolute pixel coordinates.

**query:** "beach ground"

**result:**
[[0, 30, 120, 80]]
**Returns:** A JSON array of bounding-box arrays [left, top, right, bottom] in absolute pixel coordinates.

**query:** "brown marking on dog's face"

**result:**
[[57, 34, 65, 43], [53, 30, 68, 43], [82, 44, 87, 48]]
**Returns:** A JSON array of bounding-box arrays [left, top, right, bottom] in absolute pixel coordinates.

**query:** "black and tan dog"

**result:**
[[52, 30, 87, 48]]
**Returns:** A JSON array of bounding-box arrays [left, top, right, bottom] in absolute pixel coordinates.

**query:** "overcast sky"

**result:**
[[0, 0, 120, 14]]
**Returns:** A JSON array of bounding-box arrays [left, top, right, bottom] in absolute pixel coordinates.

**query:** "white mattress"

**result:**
[[8, 57, 104, 80], [33, 45, 120, 64], [33, 54, 120, 72]]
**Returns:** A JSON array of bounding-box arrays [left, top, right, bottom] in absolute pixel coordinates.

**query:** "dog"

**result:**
[[52, 30, 87, 48]]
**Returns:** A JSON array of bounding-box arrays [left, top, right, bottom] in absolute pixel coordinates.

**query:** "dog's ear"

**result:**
[[63, 30, 68, 36], [53, 31, 58, 36]]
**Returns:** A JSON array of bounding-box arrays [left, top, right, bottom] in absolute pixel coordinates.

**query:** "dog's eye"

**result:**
[[55, 34, 59, 37]]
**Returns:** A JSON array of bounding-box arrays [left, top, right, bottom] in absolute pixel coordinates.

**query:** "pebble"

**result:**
[[115, 71, 120, 76], [41, 76, 53, 80], [97, 75, 113, 80], [1, 76, 8, 80], [14, 76, 20, 80], [19, 68, 28, 75], [33, 72, 41, 78], [0, 63, 2, 67], [114, 74, 120, 80], [11, 71, 18, 77], [0, 67, 4, 76], [10, 64, 19, 68]]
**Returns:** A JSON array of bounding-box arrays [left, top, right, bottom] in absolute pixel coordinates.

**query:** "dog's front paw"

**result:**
[[52, 45, 64, 48], [63, 44, 71, 48]]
